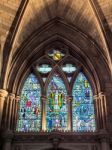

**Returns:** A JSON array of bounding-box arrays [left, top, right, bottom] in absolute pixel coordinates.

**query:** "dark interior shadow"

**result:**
[[42, 148, 70, 150]]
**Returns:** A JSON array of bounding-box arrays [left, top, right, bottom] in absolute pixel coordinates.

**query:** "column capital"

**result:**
[[15, 96, 20, 102], [0, 89, 8, 98], [99, 92, 105, 97], [93, 94, 99, 100], [9, 93, 15, 100]]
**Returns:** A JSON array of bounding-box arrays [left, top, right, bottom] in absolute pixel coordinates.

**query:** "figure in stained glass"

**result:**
[[72, 73, 96, 132], [16, 74, 41, 132], [46, 74, 67, 131]]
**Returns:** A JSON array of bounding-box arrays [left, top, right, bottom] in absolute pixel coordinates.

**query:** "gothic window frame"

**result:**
[[16, 46, 97, 132], [70, 68, 97, 132]]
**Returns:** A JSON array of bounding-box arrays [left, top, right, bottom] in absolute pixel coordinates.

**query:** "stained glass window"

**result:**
[[46, 74, 67, 131], [17, 74, 41, 132], [42, 77, 46, 82], [48, 50, 65, 61], [62, 64, 76, 73], [72, 73, 96, 132], [37, 64, 52, 74], [67, 77, 72, 82]]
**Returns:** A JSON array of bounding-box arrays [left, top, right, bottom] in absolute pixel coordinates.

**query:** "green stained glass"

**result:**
[[72, 73, 96, 132], [16, 74, 41, 132], [46, 74, 67, 131]]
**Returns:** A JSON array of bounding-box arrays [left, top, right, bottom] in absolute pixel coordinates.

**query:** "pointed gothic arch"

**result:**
[[16, 73, 41, 132], [15, 45, 98, 132], [72, 72, 96, 131], [46, 72, 68, 131]]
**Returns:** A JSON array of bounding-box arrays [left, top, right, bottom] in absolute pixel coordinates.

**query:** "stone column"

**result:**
[[99, 92, 107, 130], [41, 96, 47, 131], [0, 89, 8, 128], [3, 96, 10, 129], [93, 95, 102, 130], [67, 96, 72, 131], [10, 95, 16, 130], [2, 130, 13, 150], [7, 93, 15, 130], [13, 96, 20, 130]]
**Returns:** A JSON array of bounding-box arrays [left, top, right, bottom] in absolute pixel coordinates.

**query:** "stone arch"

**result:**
[[5, 20, 109, 95]]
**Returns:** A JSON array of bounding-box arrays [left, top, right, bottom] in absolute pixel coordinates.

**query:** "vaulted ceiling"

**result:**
[[0, 0, 112, 89], [0, 0, 21, 41], [0, 0, 112, 49]]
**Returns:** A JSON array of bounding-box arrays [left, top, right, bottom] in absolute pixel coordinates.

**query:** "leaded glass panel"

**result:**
[[37, 64, 52, 74], [48, 50, 65, 61], [62, 64, 76, 73], [17, 74, 41, 132], [46, 74, 67, 131], [72, 73, 96, 132]]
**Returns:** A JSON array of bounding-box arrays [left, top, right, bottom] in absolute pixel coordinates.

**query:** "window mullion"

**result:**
[[41, 96, 47, 131], [67, 96, 72, 131]]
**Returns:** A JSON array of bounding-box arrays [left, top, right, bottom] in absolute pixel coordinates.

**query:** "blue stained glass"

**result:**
[[46, 74, 67, 131], [72, 73, 96, 132], [16, 74, 41, 132]]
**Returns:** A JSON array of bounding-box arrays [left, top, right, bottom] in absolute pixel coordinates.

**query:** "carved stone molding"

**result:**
[[0, 89, 8, 98]]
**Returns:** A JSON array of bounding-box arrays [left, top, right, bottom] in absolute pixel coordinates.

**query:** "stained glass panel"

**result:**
[[48, 50, 65, 61], [17, 74, 41, 132], [46, 74, 67, 131], [72, 73, 96, 132], [67, 77, 72, 82], [62, 64, 76, 73], [37, 64, 52, 74], [42, 77, 46, 82]]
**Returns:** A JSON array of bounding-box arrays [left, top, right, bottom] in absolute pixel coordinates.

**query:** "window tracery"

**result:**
[[16, 48, 96, 132]]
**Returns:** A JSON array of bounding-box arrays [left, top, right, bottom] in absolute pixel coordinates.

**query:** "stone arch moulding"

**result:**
[[5, 20, 110, 95]]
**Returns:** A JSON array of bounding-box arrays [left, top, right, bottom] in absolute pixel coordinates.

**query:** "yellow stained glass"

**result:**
[[48, 50, 65, 61], [53, 51, 62, 61]]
